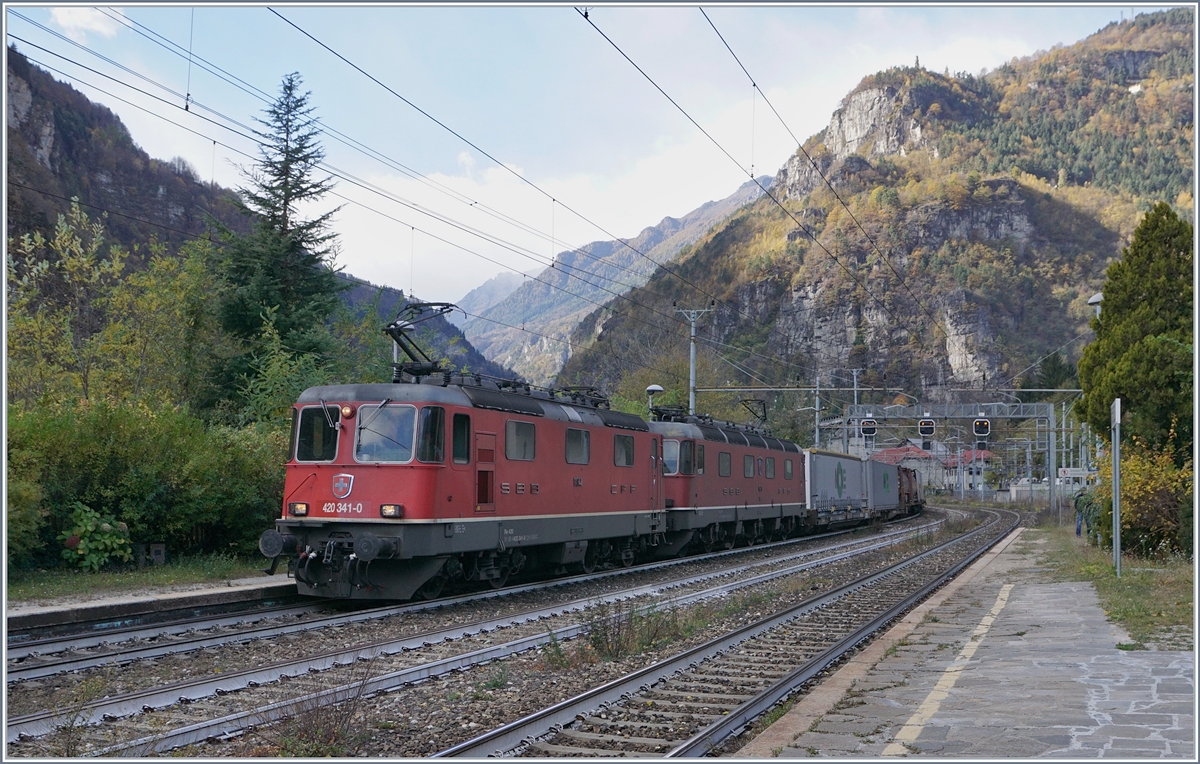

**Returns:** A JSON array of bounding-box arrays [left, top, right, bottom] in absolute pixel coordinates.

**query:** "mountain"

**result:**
[[337, 274, 513, 378], [462, 177, 769, 384], [6, 46, 249, 263], [6, 46, 512, 380], [559, 9, 1193, 428], [447, 270, 524, 328]]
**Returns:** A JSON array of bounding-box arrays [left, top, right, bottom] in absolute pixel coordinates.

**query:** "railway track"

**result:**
[[442, 506, 1017, 757], [7, 520, 932, 682], [5, 511, 979, 757]]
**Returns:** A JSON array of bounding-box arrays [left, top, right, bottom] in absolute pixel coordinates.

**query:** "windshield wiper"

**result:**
[[318, 398, 339, 430], [358, 398, 392, 432]]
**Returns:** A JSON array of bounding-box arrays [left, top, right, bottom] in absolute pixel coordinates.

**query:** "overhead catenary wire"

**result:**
[[8, 39, 702, 337], [9, 20, 839, 398], [267, 8, 790, 341], [10, 176, 687, 383], [53, 9, 676, 294], [7, 32, 828, 389], [18, 45, 838, 394], [699, 7, 949, 344], [578, 8, 943, 359], [13, 14, 812, 389]]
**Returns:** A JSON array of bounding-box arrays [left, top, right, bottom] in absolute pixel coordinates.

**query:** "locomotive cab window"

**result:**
[[355, 403, 416, 463], [663, 439, 680, 475], [417, 406, 445, 463], [784, 459, 793, 480], [505, 420, 537, 461], [565, 428, 590, 464], [296, 405, 341, 462], [452, 413, 471, 464], [744, 455, 755, 478], [614, 434, 634, 467], [766, 457, 776, 479], [679, 440, 695, 475], [718, 451, 731, 477]]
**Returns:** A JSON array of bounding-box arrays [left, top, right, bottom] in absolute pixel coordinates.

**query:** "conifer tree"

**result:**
[[211, 73, 346, 415], [1078, 202, 1192, 462], [218, 73, 344, 349]]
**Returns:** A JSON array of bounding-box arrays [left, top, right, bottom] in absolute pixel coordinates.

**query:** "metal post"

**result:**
[[850, 369, 861, 456], [675, 304, 713, 416], [688, 319, 697, 416], [1111, 398, 1122, 577], [958, 441, 963, 499], [1050, 406, 1058, 523], [842, 411, 848, 454], [814, 375, 820, 449]]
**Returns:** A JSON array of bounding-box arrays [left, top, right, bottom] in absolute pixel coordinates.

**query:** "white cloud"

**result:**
[[49, 7, 124, 43], [456, 151, 475, 178]]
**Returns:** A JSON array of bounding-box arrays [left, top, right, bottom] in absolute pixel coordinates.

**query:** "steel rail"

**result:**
[[434, 508, 1009, 757], [667, 509, 1019, 756], [8, 521, 936, 682], [6, 600, 338, 660], [55, 523, 935, 755]]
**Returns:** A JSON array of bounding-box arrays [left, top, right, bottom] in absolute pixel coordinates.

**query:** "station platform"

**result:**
[[737, 529, 1195, 759], [6, 575, 292, 632]]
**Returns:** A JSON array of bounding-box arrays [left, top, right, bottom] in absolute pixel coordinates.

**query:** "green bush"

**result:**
[[58, 502, 132, 571], [6, 444, 47, 571], [6, 400, 286, 569]]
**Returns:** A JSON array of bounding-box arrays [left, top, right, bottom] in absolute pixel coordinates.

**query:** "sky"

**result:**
[[5, 3, 1166, 303]]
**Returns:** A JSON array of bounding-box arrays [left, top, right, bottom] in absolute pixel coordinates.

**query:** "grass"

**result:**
[[7, 553, 268, 602], [247, 657, 379, 757], [1031, 524, 1193, 648]]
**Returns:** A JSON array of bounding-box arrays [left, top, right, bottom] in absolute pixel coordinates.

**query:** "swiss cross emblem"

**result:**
[[332, 474, 354, 499]]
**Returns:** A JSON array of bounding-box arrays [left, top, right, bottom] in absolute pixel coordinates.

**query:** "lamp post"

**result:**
[[646, 384, 664, 414]]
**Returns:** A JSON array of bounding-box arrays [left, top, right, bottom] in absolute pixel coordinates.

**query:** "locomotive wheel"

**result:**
[[581, 543, 599, 575], [618, 541, 635, 568], [414, 573, 446, 600], [488, 568, 510, 589]]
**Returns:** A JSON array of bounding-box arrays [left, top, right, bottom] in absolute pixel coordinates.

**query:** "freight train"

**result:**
[[258, 304, 925, 600]]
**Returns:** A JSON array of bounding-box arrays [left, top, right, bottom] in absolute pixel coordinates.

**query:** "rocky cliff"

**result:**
[[560, 9, 1191, 427]]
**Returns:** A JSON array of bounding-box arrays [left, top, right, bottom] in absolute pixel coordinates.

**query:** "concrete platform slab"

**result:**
[[735, 527, 1195, 759]]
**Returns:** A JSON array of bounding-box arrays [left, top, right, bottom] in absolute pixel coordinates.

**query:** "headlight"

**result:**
[[340, 405, 355, 418], [380, 504, 404, 518], [288, 502, 309, 516]]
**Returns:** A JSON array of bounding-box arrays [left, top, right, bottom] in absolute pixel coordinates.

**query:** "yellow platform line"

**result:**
[[881, 582, 1015, 756]]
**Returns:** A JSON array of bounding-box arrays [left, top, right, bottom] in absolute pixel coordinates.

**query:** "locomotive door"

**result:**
[[475, 432, 496, 513], [650, 437, 659, 510]]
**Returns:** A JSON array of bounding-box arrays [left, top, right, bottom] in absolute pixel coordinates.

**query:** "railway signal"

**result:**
[[973, 418, 990, 438], [918, 419, 936, 437], [860, 419, 877, 437]]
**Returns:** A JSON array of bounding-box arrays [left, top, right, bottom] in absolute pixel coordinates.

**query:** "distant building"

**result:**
[[871, 445, 946, 487], [942, 448, 994, 490]]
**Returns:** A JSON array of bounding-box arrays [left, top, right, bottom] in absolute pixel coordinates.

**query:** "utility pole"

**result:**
[[674, 301, 714, 416], [814, 375, 821, 449], [850, 368, 862, 456]]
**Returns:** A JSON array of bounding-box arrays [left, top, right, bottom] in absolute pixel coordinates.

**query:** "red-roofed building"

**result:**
[[870, 445, 946, 487], [943, 448, 994, 490]]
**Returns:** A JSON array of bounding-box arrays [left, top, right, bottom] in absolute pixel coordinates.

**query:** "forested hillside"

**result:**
[[6, 47, 248, 260], [559, 9, 1193, 437]]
